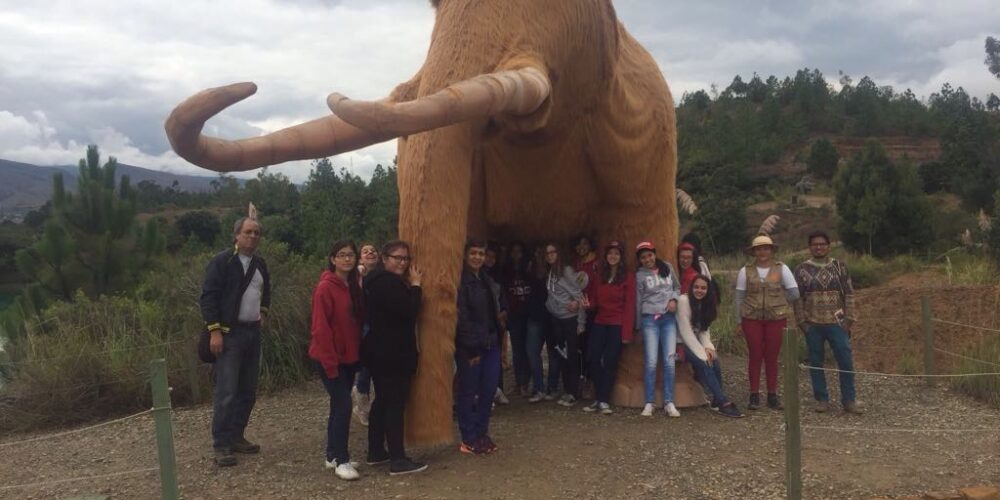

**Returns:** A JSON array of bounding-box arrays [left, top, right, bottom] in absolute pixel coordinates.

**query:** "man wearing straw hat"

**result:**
[[735, 234, 799, 411], [792, 230, 864, 414]]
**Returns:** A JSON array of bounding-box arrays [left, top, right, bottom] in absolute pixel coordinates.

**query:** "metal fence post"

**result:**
[[921, 296, 935, 385], [150, 358, 180, 500], [783, 327, 802, 500]]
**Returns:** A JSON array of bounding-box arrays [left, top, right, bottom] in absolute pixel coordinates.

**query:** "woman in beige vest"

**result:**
[[734, 235, 799, 411]]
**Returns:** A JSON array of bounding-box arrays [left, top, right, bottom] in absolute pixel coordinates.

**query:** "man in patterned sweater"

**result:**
[[792, 231, 864, 414]]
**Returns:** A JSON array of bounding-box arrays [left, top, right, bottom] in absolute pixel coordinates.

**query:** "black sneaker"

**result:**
[[214, 448, 237, 467], [232, 437, 260, 454], [389, 457, 428, 476], [717, 402, 745, 418], [366, 450, 391, 466], [748, 393, 761, 410], [709, 399, 721, 412], [767, 393, 783, 410], [478, 435, 497, 454]]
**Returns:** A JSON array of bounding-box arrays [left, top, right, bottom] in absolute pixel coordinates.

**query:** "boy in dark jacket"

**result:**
[[455, 240, 503, 455]]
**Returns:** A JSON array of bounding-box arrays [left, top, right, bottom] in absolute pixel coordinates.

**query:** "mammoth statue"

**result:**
[[165, 0, 703, 446]]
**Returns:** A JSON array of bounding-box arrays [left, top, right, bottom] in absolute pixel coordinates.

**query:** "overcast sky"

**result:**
[[1, 0, 997, 182]]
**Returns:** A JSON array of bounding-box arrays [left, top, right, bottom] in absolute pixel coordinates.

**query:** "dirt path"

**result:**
[[2, 354, 998, 500]]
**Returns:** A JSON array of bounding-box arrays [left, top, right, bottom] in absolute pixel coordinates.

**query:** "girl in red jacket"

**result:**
[[309, 240, 364, 480], [583, 241, 635, 414]]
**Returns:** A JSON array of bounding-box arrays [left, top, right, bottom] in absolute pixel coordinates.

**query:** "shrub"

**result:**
[[0, 240, 319, 434]]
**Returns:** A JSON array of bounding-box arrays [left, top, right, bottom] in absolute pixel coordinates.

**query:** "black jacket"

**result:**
[[361, 269, 422, 377], [455, 268, 502, 359], [199, 247, 271, 332]]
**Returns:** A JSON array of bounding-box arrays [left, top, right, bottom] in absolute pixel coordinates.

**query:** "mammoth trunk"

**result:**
[[399, 125, 478, 446]]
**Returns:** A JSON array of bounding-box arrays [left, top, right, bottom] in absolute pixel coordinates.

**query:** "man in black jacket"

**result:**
[[200, 217, 271, 467]]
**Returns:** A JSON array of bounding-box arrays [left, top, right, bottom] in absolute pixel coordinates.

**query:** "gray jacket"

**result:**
[[635, 264, 681, 325], [545, 266, 588, 330]]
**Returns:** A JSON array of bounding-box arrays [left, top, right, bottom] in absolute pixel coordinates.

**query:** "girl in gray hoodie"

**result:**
[[542, 243, 589, 407], [634, 241, 682, 417]]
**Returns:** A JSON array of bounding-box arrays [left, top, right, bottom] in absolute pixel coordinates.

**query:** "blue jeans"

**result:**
[[455, 346, 502, 443], [508, 310, 530, 388], [211, 325, 261, 450], [526, 316, 561, 393], [587, 323, 622, 404], [806, 324, 857, 403], [681, 344, 729, 407], [317, 362, 357, 463], [356, 323, 371, 394], [641, 313, 677, 404]]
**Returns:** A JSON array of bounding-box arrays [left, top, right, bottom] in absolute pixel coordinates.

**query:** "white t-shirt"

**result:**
[[735, 264, 797, 291], [237, 254, 264, 322]]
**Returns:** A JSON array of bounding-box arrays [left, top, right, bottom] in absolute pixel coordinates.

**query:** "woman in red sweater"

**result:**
[[583, 241, 635, 414], [309, 240, 364, 480]]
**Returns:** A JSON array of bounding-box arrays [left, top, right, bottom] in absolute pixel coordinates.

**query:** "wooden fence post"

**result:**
[[783, 327, 803, 500], [921, 296, 935, 385], [150, 358, 180, 500]]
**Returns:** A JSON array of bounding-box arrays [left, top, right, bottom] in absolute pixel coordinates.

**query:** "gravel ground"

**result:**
[[2, 353, 999, 500]]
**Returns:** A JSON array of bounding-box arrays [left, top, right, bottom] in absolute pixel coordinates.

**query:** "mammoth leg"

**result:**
[[400, 126, 476, 446]]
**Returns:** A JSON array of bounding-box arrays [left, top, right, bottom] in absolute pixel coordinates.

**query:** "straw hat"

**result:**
[[745, 234, 777, 254]]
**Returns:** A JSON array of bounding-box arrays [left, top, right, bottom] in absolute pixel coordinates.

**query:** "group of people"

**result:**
[[200, 217, 864, 482]]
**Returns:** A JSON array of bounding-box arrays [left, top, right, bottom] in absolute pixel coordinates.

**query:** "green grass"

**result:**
[[0, 240, 318, 434], [950, 336, 1000, 407]]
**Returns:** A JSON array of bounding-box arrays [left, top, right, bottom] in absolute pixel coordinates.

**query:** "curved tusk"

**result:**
[[327, 67, 551, 137], [164, 82, 394, 172]]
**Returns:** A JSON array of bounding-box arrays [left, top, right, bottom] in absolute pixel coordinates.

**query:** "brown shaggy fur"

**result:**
[[392, 1, 679, 445]]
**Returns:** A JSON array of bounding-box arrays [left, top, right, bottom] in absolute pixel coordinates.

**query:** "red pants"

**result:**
[[742, 318, 787, 393]]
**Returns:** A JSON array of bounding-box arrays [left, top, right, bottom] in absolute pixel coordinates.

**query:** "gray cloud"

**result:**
[[0, 0, 997, 182]]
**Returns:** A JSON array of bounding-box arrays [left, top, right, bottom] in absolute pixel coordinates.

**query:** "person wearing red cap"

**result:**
[[634, 241, 682, 417], [677, 242, 710, 294], [581, 240, 635, 414]]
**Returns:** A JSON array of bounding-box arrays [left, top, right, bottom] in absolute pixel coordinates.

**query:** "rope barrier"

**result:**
[[0, 408, 155, 448], [800, 424, 1000, 434], [930, 318, 1000, 335], [2, 340, 190, 366], [933, 347, 1000, 367], [0, 466, 160, 491], [798, 363, 1000, 378], [7, 374, 149, 398]]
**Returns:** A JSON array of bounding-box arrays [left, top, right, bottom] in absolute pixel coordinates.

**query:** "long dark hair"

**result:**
[[328, 239, 364, 320], [503, 241, 530, 278], [600, 243, 626, 285], [688, 274, 718, 331]]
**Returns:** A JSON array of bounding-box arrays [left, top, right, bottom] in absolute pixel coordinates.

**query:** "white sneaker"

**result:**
[[325, 459, 360, 481], [494, 387, 510, 405], [543, 391, 560, 401], [665, 402, 680, 418], [641, 403, 654, 417], [599, 402, 613, 415], [557, 394, 577, 407], [582, 401, 600, 413], [527, 391, 545, 403]]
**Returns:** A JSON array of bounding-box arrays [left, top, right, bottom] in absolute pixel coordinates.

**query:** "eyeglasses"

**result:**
[[335, 252, 356, 259], [387, 254, 411, 262]]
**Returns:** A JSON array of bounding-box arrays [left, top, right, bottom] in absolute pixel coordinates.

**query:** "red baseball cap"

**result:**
[[635, 241, 656, 254]]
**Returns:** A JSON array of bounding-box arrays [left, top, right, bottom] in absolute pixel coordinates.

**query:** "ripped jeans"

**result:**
[[641, 313, 677, 405]]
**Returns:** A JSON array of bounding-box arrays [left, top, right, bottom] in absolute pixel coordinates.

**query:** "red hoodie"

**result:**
[[309, 269, 362, 378], [592, 270, 636, 342]]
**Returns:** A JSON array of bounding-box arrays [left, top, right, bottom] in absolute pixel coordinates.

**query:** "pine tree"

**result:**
[[14, 145, 164, 300]]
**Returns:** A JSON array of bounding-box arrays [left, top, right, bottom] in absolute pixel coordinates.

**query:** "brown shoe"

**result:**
[[214, 448, 237, 467], [843, 401, 865, 414], [814, 401, 832, 413], [232, 438, 261, 454]]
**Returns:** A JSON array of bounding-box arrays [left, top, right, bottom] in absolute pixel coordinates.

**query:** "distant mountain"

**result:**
[[0, 159, 221, 216]]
